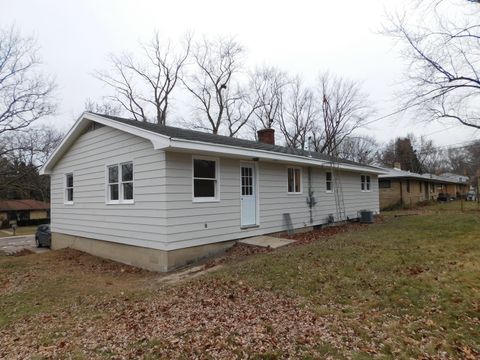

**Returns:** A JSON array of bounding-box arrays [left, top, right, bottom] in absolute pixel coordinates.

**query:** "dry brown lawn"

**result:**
[[1, 202, 479, 359]]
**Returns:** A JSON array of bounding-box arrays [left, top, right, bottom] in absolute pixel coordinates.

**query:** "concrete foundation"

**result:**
[[51, 233, 235, 272]]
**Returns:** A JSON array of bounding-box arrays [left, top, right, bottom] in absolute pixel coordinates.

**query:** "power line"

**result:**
[[362, 98, 438, 126]]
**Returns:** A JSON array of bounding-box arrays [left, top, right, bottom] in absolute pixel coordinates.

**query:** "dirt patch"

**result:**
[[285, 221, 370, 246], [53, 248, 150, 275], [204, 242, 273, 268]]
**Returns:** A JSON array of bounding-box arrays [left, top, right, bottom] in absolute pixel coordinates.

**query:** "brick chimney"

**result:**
[[257, 128, 275, 145], [393, 162, 401, 170]]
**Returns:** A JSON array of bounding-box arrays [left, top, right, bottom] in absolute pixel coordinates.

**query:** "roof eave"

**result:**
[[166, 137, 384, 174], [41, 112, 384, 175], [40, 112, 171, 175]]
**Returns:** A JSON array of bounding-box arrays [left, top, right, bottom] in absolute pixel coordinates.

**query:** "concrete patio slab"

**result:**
[[239, 236, 295, 249]]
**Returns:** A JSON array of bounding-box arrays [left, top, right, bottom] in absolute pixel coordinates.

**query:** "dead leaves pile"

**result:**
[[1, 278, 362, 359], [287, 222, 369, 246]]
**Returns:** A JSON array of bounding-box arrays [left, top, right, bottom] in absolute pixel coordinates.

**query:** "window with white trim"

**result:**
[[361, 175, 371, 192], [326, 172, 333, 192], [107, 162, 134, 203], [193, 158, 218, 200], [287, 167, 302, 193], [65, 173, 74, 204]]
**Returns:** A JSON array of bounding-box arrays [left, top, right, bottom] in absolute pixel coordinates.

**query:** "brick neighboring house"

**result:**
[[0, 200, 50, 228], [439, 173, 471, 196], [378, 164, 469, 210]]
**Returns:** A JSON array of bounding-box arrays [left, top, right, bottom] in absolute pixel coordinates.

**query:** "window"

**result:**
[[420, 182, 422, 193], [193, 158, 218, 201], [325, 172, 333, 192], [406, 180, 410, 193], [107, 162, 134, 203], [241, 167, 253, 196], [379, 180, 391, 189], [287, 167, 302, 193], [361, 175, 371, 192], [65, 173, 74, 204]]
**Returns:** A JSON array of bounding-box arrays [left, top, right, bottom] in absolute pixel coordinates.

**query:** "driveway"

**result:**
[[0, 234, 49, 254]]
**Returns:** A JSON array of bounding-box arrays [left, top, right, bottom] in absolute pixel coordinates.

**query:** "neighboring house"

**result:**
[[439, 173, 471, 196], [40, 112, 382, 272], [0, 199, 50, 228], [379, 164, 469, 209]]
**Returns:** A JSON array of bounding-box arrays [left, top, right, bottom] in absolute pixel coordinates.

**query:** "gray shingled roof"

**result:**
[[95, 113, 381, 170], [378, 167, 468, 185]]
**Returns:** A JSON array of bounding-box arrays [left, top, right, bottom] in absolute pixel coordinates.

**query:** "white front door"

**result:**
[[240, 164, 256, 227]]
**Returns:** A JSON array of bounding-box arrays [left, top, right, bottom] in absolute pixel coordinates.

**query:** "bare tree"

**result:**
[[337, 135, 379, 165], [409, 134, 445, 173], [0, 26, 56, 137], [278, 77, 317, 149], [312, 73, 372, 155], [182, 36, 247, 135], [96, 32, 191, 125], [84, 98, 122, 116], [249, 66, 289, 134], [385, 0, 480, 129], [223, 85, 260, 137], [0, 126, 63, 201]]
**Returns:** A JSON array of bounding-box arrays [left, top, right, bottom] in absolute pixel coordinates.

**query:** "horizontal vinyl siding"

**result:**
[[50, 125, 167, 249], [164, 152, 380, 250]]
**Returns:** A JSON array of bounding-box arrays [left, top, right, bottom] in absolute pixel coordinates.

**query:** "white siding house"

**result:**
[[41, 113, 381, 271]]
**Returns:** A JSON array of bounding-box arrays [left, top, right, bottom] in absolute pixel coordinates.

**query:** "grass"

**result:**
[[214, 201, 480, 357], [0, 201, 479, 358], [0, 250, 156, 327], [0, 225, 38, 237]]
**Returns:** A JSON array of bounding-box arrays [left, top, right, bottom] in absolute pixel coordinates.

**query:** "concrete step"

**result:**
[[239, 236, 295, 249]]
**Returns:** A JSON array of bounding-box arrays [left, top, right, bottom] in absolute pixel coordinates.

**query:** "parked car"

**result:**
[[35, 224, 51, 248], [466, 191, 477, 201], [437, 193, 451, 202]]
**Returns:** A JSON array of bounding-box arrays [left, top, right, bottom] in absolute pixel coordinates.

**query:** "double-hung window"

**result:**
[[65, 173, 74, 204], [326, 172, 333, 192], [361, 175, 371, 192], [107, 162, 134, 204], [193, 157, 218, 201], [287, 167, 302, 194]]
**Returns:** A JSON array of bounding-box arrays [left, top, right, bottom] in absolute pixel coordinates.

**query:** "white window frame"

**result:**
[[106, 161, 134, 204], [325, 171, 333, 193], [287, 167, 302, 194], [192, 156, 220, 203], [64, 173, 74, 205], [361, 174, 371, 192]]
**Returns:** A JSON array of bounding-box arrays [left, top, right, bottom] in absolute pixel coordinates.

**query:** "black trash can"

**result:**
[[359, 210, 374, 224]]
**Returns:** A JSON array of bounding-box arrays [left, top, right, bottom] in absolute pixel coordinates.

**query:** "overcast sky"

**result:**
[[2, 0, 476, 147]]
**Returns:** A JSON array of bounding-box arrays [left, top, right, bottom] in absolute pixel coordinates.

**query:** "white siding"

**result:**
[[50, 126, 167, 249], [50, 125, 379, 252], [164, 152, 379, 250]]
